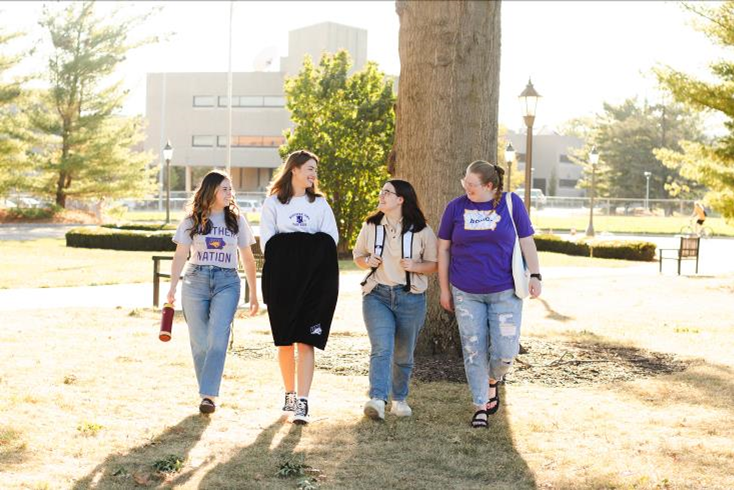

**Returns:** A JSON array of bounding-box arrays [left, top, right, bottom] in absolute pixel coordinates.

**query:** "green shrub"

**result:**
[[589, 240, 656, 261], [66, 227, 175, 251], [534, 233, 655, 262], [4, 206, 59, 220], [101, 223, 177, 231]]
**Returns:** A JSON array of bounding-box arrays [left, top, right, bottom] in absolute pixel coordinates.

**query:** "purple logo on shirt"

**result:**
[[205, 237, 225, 249]]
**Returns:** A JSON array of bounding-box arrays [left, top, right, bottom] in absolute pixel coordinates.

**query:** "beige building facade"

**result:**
[[145, 22, 367, 194]]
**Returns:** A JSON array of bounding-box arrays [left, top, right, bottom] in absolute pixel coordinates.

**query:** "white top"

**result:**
[[259, 194, 339, 252], [172, 211, 255, 269]]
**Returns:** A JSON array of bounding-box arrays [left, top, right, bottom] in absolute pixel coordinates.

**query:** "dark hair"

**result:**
[[467, 160, 505, 208], [268, 149, 322, 204], [366, 179, 427, 233], [187, 170, 240, 239]]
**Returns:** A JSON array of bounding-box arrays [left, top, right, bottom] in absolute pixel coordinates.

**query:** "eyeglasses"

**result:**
[[460, 177, 484, 189], [379, 189, 398, 198]]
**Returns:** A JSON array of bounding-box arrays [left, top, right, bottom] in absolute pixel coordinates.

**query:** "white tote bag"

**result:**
[[506, 193, 530, 299]]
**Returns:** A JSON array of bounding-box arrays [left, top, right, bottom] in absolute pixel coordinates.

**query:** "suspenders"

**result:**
[[360, 223, 414, 292]]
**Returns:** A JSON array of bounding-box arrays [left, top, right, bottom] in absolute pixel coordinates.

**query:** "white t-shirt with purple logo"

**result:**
[[259, 194, 339, 252], [173, 211, 255, 269], [438, 192, 534, 294]]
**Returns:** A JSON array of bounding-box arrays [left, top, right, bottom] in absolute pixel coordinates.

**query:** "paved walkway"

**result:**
[[0, 223, 96, 240], [0, 265, 659, 312]]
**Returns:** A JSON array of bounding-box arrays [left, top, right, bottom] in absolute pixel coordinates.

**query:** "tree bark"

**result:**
[[393, 0, 501, 356]]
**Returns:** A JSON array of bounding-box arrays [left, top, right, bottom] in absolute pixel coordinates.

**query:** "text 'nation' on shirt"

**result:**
[[172, 211, 256, 269]]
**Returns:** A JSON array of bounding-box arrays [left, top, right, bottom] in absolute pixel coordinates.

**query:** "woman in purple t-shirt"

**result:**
[[437, 160, 542, 428]]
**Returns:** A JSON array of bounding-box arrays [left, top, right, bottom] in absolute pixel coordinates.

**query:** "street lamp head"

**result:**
[[163, 140, 174, 162], [644, 171, 651, 178], [505, 142, 516, 165], [519, 78, 541, 118], [589, 146, 600, 165]]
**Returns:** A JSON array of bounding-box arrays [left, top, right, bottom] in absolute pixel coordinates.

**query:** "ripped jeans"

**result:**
[[452, 286, 523, 406]]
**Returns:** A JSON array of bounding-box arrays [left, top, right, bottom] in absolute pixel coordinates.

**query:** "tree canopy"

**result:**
[[655, 1, 734, 219], [281, 50, 395, 252]]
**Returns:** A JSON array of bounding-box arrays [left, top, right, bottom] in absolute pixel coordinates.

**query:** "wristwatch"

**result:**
[[530, 273, 542, 281]]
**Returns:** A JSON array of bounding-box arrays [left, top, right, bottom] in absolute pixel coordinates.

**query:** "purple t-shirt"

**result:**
[[438, 192, 534, 294]]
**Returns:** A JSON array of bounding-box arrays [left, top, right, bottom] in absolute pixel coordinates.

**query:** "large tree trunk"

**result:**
[[393, 0, 501, 356]]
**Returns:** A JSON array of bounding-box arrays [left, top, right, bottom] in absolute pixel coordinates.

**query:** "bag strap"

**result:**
[[401, 228, 414, 292], [506, 192, 519, 238], [360, 224, 386, 286]]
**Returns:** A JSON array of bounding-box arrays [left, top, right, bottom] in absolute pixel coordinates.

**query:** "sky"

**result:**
[[0, 0, 727, 135]]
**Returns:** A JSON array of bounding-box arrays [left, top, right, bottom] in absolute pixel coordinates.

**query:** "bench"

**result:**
[[659, 235, 700, 275], [152, 239, 264, 307]]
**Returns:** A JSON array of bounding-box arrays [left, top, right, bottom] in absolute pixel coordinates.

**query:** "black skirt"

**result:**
[[261, 232, 339, 350]]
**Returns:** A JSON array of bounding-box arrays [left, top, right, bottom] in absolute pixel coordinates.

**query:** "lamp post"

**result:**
[[644, 171, 651, 211], [163, 140, 173, 224], [519, 79, 541, 215], [504, 142, 515, 191], [585, 146, 599, 237]]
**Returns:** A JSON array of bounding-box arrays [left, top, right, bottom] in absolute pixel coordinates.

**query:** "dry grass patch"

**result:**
[[0, 271, 733, 488]]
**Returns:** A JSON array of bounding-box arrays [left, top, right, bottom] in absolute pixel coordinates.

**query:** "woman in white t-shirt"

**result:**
[[260, 149, 339, 425], [167, 170, 259, 415]]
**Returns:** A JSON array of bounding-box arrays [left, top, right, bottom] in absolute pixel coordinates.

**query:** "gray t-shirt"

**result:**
[[173, 211, 255, 269]]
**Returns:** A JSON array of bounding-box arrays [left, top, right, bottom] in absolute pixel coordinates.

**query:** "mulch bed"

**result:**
[[231, 333, 690, 387]]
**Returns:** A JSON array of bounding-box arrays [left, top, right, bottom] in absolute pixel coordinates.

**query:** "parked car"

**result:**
[[514, 188, 547, 208], [239, 199, 262, 213]]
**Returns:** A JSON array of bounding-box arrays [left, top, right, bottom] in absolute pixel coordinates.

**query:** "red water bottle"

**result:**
[[159, 303, 174, 342]]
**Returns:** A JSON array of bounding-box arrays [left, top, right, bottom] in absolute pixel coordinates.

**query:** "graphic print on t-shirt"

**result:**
[[205, 237, 225, 249], [463, 209, 501, 231], [289, 212, 310, 228]]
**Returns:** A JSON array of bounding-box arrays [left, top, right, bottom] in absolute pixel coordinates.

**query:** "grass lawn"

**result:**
[[0, 238, 641, 289], [1, 271, 733, 488], [533, 214, 734, 237]]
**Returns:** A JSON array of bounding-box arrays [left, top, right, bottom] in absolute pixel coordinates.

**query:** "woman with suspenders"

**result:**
[[353, 180, 438, 420]]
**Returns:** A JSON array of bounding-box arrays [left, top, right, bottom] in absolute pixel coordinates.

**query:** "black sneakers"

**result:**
[[293, 398, 309, 425], [282, 392, 297, 412]]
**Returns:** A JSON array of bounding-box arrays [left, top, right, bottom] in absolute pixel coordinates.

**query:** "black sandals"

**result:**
[[471, 409, 489, 428], [486, 381, 500, 415]]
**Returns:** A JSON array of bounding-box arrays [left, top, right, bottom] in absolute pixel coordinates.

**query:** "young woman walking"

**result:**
[[167, 170, 259, 414], [260, 149, 340, 425]]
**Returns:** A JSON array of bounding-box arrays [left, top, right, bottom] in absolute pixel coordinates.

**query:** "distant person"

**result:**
[[353, 179, 438, 420], [167, 170, 260, 415], [259, 150, 340, 425], [692, 201, 707, 234], [438, 160, 542, 428]]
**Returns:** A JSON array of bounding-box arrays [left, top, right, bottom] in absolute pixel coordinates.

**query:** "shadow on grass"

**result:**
[[325, 382, 537, 489], [537, 298, 574, 322], [198, 419, 303, 489], [71, 414, 210, 489]]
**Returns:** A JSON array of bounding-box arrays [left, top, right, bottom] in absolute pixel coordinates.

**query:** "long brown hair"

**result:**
[[187, 170, 240, 239], [467, 160, 505, 208], [268, 149, 322, 204]]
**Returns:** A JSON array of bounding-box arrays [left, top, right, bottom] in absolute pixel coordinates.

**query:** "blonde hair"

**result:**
[[467, 160, 505, 207]]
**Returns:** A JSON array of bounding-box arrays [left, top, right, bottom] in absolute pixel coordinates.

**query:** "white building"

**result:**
[[145, 22, 368, 193]]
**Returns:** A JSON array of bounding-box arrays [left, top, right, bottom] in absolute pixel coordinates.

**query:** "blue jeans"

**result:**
[[362, 284, 427, 402], [181, 265, 241, 398], [452, 286, 523, 406]]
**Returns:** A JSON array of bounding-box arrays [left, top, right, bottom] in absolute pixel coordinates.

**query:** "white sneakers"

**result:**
[[390, 400, 412, 417], [364, 399, 413, 419], [363, 398, 386, 420]]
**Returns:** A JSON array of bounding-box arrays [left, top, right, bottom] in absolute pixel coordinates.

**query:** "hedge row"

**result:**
[[66, 227, 175, 251], [534, 233, 656, 261], [68, 227, 656, 261], [101, 223, 177, 231]]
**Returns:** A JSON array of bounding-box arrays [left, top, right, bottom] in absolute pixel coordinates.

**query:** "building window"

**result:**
[[192, 135, 215, 147], [517, 152, 526, 163], [559, 154, 572, 163], [559, 179, 578, 188], [263, 96, 285, 107], [193, 96, 216, 107], [216, 135, 286, 147]]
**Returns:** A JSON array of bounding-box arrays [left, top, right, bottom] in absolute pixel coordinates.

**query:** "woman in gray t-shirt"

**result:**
[[167, 170, 259, 415]]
